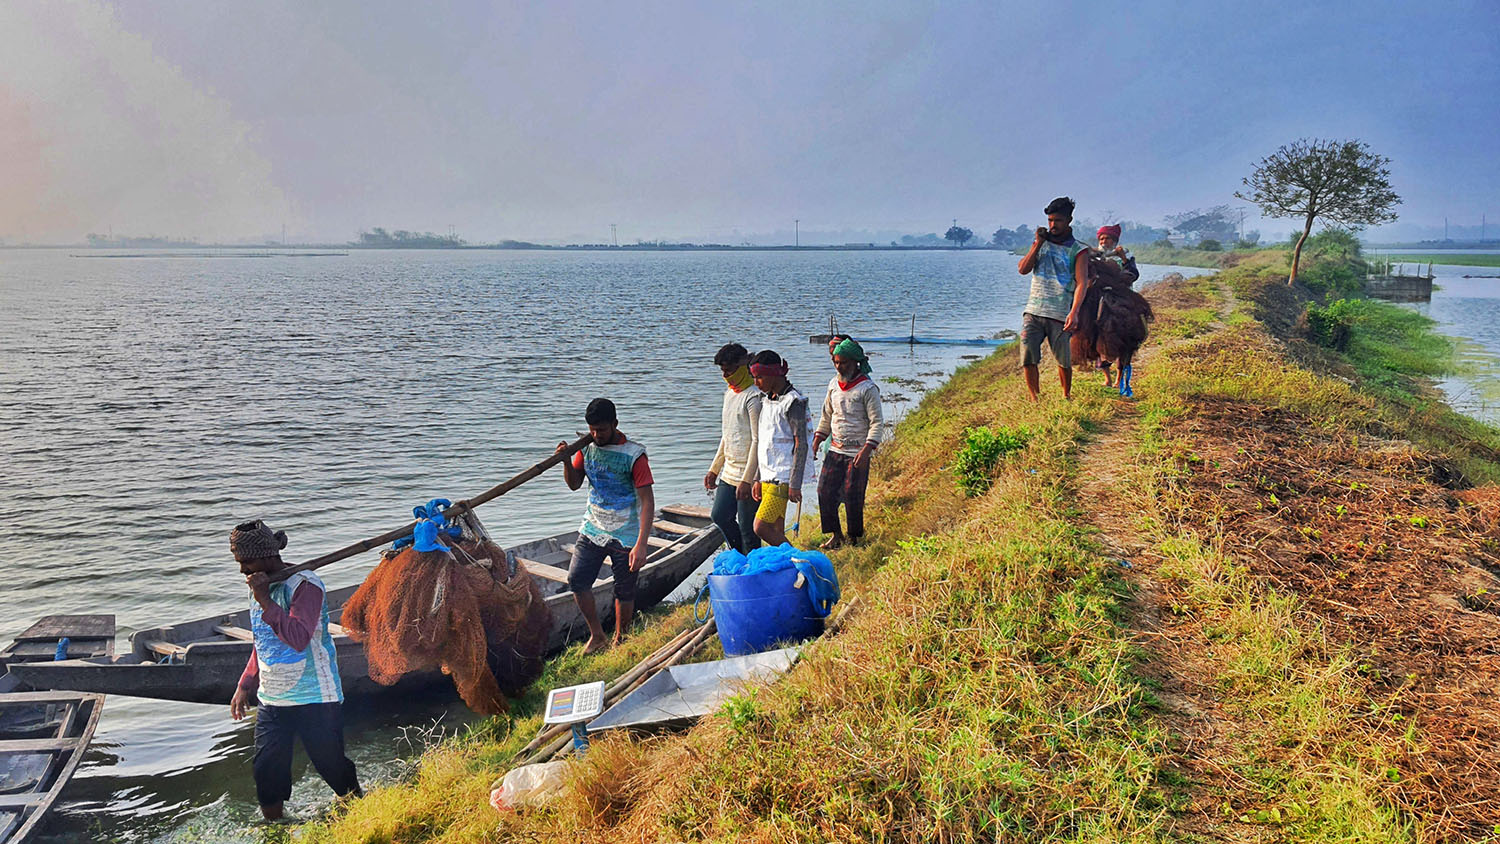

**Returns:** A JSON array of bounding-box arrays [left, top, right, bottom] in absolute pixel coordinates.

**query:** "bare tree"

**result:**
[[1236, 138, 1400, 285]]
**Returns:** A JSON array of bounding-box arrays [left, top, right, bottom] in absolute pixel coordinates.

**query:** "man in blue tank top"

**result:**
[[228, 519, 361, 820]]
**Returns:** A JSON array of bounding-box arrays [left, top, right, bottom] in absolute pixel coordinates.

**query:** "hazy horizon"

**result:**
[[1, 1, 1495, 247]]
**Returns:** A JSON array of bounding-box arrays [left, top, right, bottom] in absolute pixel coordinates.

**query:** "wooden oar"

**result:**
[[270, 433, 593, 583]]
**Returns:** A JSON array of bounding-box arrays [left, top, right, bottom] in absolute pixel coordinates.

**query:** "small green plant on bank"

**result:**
[[1302, 298, 1361, 350], [953, 424, 1031, 496]]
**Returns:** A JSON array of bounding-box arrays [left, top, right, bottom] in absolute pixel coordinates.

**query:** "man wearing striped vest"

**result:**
[[229, 520, 361, 820]]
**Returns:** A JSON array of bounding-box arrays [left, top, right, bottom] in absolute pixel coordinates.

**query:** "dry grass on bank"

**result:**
[[1090, 274, 1500, 842]]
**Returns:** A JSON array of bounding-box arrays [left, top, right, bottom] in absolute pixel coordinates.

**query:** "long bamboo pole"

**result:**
[[270, 433, 593, 583]]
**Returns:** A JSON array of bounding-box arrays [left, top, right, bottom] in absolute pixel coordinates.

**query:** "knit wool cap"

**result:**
[[230, 519, 288, 560]]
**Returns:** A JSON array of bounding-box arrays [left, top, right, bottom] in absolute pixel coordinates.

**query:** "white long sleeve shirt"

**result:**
[[708, 385, 763, 486], [816, 376, 886, 456]]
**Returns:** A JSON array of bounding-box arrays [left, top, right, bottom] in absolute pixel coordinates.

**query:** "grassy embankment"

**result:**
[[305, 247, 1500, 842]]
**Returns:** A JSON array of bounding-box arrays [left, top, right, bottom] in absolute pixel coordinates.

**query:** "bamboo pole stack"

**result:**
[[515, 617, 719, 767]]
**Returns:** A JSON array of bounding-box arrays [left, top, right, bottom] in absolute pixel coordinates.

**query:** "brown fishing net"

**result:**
[[1071, 258, 1155, 369], [340, 532, 551, 715]]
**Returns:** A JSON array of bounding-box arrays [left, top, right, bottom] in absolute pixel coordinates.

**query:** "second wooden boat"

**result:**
[[0, 616, 113, 844]]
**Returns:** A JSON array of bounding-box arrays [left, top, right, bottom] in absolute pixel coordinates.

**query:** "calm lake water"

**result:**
[[1411, 266, 1500, 424], [0, 247, 1205, 843]]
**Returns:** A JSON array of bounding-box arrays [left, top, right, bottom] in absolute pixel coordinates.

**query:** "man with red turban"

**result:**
[[1094, 225, 1139, 286]]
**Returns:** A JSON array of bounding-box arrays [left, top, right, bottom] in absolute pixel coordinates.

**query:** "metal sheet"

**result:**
[[588, 647, 800, 732]]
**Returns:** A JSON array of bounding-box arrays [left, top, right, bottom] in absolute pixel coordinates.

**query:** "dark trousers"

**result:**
[[567, 536, 639, 601], [711, 480, 761, 553], [253, 701, 360, 808], [818, 451, 870, 540]]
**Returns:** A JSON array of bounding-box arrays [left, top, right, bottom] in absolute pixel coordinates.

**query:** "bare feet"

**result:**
[[583, 637, 608, 655], [819, 535, 844, 550]]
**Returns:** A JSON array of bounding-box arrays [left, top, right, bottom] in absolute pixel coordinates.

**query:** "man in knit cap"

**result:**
[[228, 519, 360, 820], [813, 338, 885, 549]]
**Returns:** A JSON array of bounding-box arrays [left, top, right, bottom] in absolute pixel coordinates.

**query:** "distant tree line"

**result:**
[[354, 228, 466, 248]]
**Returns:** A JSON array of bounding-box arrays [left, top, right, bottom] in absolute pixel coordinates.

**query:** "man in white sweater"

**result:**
[[704, 343, 762, 553], [812, 338, 885, 548]]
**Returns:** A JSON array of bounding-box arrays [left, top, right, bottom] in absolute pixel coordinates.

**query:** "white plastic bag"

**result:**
[[489, 760, 569, 812]]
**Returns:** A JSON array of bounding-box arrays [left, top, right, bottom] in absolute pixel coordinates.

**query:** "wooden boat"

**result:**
[[9, 506, 721, 706], [0, 616, 113, 844]]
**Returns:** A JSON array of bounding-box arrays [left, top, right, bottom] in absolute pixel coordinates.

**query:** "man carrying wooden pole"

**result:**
[[556, 398, 656, 654]]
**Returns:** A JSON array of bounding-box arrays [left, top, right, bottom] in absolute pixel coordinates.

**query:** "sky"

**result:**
[[0, 0, 1496, 245]]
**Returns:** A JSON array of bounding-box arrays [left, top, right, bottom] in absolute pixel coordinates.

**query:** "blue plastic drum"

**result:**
[[708, 567, 825, 656]]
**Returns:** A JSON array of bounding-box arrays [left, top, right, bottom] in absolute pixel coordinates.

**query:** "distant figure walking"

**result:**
[[556, 398, 655, 653], [1016, 196, 1092, 401], [813, 338, 885, 549], [229, 520, 361, 821], [750, 350, 815, 546], [705, 343, 763, 554]]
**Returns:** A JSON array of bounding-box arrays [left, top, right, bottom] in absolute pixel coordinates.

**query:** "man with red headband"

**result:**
[[749, 350, 815, 546]]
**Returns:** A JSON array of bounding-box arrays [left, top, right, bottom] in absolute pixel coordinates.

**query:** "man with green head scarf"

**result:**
[[812, 337, 885, 548]]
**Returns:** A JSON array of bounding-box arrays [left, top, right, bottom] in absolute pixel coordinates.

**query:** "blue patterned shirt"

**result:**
[[1025, 236, 1090, 321]]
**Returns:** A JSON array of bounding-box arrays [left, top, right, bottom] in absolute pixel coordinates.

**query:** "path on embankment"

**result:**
[[304, 265, 1500, 844], [1079, 272, 1500, 841]]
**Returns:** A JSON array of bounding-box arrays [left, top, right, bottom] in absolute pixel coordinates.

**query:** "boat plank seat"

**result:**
[[0, 692, 91, 705], [213, 625, 253, 642], [0, 737, 79, 753], [0, 792, 47, 809], [144, 640, 187, 657], [646, 535, 678, 549], [516, 558, 572, 584], [653, 520, 698, 536], [660, 504, 712, 521]]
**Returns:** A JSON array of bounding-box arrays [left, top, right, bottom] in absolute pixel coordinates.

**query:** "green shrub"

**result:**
[[1301, 299, 1361, 350], [1300, 258, 1363, 295], [1198, 238, 1223, 251], [953, 425, 1031, 496]]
